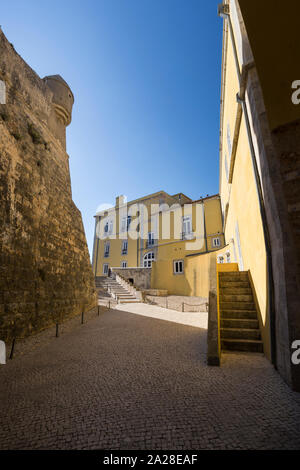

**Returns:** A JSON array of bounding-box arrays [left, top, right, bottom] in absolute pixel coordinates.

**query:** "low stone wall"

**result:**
[[111, 268, 151, 289], [143, 289, 168, 297]]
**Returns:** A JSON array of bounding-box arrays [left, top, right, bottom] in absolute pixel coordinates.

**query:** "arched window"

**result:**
[[143, 252, 155, 267]]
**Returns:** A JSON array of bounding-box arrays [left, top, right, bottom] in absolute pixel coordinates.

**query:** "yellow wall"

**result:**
[[151, 251, 218, 298], [219, 5, 270, 358]]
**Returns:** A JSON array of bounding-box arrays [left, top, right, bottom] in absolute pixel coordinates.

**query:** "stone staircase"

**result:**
[[95, 276, 140, 304], [219, 271, 263, 353]]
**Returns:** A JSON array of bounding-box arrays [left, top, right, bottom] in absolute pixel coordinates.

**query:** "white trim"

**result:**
[[173, 259, 184, 274]]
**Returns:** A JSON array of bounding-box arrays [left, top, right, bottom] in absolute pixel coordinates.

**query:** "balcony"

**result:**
[[181, 232, 194, 240], [104, 252, 110, 258], [121, 249, 128, 255]]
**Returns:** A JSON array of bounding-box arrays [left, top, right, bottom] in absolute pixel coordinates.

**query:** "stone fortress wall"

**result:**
[[0, 30, 97, 341]]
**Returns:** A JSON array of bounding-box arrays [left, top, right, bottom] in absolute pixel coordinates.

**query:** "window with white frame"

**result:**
[[104, 219, 113, 235], [226, 251, 231, 263], [227, 122, 232, 157], [217, 255, 224, 264], [212, 237, 221, 247], [224, 153, 229, 181], [143, 251, 155, 268], [104, 241, 110, 257], [121, 215, 132, 232], [103, 263, 109, 274], [173, 259, 184, 274], [182, 215, 192, 239], [147, 232, 155, 247], [121, 261, 127, 268], [121, 240, 128, 255]]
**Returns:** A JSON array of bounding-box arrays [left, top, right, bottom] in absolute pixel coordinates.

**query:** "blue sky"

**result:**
[[1, 0, 223, 257]]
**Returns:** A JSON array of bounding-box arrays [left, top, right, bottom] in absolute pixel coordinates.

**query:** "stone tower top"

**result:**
[[43, 74, 74, 126]]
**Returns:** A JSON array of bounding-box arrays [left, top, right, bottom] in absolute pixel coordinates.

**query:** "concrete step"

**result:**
[[221, 328, 261, 340], [119, 299, 140, 304], [220, 301, 256, 311], [221, 338, 264, 353], [220, 287, 252, 295], [221, 318, 259, 329], [221, 309, 258, 319], [220, 294, 253, 302]]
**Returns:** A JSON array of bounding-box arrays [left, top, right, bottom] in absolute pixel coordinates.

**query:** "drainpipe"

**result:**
[[203, 201, 208, 252], [218, 3, 277, 367]]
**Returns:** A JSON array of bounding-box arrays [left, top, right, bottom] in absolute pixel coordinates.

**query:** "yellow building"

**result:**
[[92, 190, 224, 296], [216, 0, 300, 391]]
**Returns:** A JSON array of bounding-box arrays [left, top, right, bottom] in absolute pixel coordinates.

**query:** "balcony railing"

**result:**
[[121, 249, 128, 255], [104, 252, 110, 258]]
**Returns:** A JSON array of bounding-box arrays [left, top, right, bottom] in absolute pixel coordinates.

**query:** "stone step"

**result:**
[[220, 301, 256, 311], [220, 294, 253, 302], [116, 295, 136, 299], [219, 281, 250, 288], [221, 318, 259, 329], [110, 289, 128, 293], [221, 309, 258, 319], [219, 272, 249, 282], [221, 338, 264, 353], [220, 287, 252, 295], [221, 328, 261, 340], [119, 299, 140, 304]]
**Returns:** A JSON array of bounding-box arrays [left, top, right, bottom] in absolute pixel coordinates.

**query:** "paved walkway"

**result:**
[[115, 302, 208, 329], [1, 306, 300, 449]]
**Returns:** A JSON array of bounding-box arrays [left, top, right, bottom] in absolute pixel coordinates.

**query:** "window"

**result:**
[[226, 251, 231, 263], [103, 263, 109, 274], [182, 216, 192, 239], [173, 259, 184, 274], [143, 251, 155, 268], [121, 240, 128, 255], [217, 256, 224, 264], [121, 215, 132, 232], [212, 237, 221, 247], [121, 261, 127, 268], [147, 232, 155, 247], [104, 219, 113, 235], [224, 152, 229, 181], [227, 123, 232, 157], [104, 242, 110, 257]]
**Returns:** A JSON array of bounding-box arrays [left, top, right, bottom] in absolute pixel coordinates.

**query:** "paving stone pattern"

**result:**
[[1, 308, 300, 450]]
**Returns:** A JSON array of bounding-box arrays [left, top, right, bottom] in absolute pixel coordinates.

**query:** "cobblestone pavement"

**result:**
[[1, 308, 300, 450]]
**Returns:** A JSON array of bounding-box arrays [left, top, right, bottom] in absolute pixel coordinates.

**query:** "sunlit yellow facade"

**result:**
[[92, 191, 224, 296]]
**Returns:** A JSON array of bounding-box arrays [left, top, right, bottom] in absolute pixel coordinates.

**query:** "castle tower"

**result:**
[[43, 74, 74, 149]]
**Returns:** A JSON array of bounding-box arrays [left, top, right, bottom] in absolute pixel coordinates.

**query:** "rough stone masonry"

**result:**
[[0, 30, 97, 342]]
